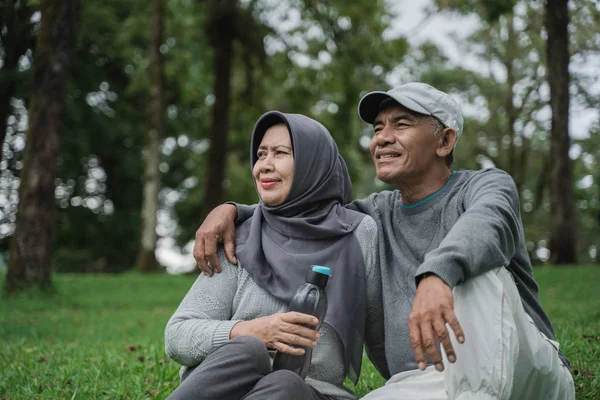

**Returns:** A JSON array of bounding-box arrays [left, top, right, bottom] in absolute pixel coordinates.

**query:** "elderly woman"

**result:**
[[164, 112, 387, 400]]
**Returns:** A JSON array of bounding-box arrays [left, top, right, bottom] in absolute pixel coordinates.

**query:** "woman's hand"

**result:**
[[230, 312, 320, 355]]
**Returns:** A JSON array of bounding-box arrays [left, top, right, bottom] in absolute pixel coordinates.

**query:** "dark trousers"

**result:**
[[167, 336, 329, 400]]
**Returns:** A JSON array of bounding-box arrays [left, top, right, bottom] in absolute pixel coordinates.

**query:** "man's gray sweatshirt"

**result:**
[[236, 168, 567, 375], [347, 168, 568, 374]]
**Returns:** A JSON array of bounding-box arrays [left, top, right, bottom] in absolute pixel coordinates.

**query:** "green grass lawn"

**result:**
[[0, 266, 598, 399]]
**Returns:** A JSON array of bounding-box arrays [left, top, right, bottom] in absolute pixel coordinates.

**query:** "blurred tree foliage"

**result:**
[[0, 0, 36, 164], [0, 0, 405, 272], [406, 1, 600, 263], [172, 0, 407, 244], [0, 0, 598, 274], [435, 0, 517, 22]]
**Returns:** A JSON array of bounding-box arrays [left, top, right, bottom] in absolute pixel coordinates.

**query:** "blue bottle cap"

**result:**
[[311, 265, 330, 276]]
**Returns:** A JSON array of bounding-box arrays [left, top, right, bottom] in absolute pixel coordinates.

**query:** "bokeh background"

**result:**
[[0, 0, 599, 398], [1, 0, 600, 279]]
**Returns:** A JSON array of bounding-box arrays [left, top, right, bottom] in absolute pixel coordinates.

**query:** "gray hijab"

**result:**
[[235, 111, 368, 383]]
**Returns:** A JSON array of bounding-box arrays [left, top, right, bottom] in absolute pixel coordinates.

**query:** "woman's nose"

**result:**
[[258, 155, 275, 172]]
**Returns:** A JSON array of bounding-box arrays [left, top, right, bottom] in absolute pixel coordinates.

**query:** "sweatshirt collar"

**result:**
[[401, 171, 456, 210]]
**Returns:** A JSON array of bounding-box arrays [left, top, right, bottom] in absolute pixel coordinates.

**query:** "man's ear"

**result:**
[[436, 128, 457, 157]]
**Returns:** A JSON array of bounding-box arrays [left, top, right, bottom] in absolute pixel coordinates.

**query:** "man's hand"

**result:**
[[193, 204, 238, 276], [230, 312, 320, 356], [408, 274, 465, 372]]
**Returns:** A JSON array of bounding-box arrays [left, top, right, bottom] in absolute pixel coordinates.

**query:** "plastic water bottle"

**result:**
[[272, 265, 330, 379]]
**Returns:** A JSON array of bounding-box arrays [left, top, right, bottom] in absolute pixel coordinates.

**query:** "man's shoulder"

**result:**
[[457, 167, 510, 178], [453, 168, 519, 208], [347, 189, 400, 216], [364, 189, 400, 206], [456, 168, 515, 188]]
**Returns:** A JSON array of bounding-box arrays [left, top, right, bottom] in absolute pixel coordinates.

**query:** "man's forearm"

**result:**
[[226, 202, 256, 224]]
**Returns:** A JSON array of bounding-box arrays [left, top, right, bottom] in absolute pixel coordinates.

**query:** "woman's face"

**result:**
[[253, 124, 295, 206]]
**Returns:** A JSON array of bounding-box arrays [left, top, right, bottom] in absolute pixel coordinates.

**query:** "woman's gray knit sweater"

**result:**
[[165, 215, 387, 400]]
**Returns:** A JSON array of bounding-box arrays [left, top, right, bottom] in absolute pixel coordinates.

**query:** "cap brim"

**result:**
[[358, 92, 391, 124], [358, 91, 432, 124]]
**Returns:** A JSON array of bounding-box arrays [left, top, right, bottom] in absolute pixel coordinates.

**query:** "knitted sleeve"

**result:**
[[164, 249, 241, 367]]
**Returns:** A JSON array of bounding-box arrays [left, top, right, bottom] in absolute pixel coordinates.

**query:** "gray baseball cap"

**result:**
[[358, 82, 464, 140]]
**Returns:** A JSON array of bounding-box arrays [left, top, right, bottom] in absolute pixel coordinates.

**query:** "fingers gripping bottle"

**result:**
[[272, 265, 330, 379]]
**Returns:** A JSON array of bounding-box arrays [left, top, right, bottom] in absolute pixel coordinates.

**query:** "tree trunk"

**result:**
[[546, 0, 577, 264], [5, 0, 80, 294], [503, 16, 518, 187], [505, 63, 518, 184], [136, 0, 165, 272], [0, 0, 34, 163], [201, 0, 236, 218]]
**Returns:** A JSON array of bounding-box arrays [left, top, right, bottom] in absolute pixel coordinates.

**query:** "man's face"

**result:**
[[369, 104, 439, 186]]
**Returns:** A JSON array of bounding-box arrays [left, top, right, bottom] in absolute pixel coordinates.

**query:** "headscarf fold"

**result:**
[[235, 111, 368, 383]]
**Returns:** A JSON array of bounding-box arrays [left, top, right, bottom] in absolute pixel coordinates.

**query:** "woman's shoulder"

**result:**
[[215, 246, 240, 278]]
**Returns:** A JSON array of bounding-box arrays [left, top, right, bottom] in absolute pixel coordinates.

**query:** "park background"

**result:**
[[0, 0, 599, 398]]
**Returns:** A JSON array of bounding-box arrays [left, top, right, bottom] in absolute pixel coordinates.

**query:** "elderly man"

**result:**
[[192, 82, 574, 399]]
